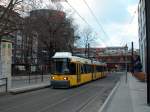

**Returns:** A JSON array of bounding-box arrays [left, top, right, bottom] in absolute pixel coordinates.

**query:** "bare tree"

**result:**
[[0, 0, 24, 37], [76, 27, 96, 56], [0, 0, 77, 62], [0, 0, 50, 37], [23, 8, 76, 65]]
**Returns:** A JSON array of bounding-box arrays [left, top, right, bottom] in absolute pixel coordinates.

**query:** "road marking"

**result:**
[[37, 86, 92, 112], [98, 81, 120, 112]]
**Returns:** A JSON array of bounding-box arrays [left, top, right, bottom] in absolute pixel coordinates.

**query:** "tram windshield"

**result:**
[[52, 58, 76, 75], [52, 58, 75, 75]]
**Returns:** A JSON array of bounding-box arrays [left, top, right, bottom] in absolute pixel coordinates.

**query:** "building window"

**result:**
[[8, 44, 11, 48], [3, 44, 6, 48]]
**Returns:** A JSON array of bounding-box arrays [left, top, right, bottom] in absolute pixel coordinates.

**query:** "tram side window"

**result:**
[[96, 66, 102, 72], [103, 66, 106, 72], [90, 65, 92, 72], [81, 65, 84, 74], [69, 63, 76, 75], [92, 65, 94, 73], [83, 64, 91, 73], [102, 66, 106, 72], [104, 66, 106, 71], [86, 65, 91, 73], [103, 66, 105, 72], [100, 66, 103, 72], [84, 64, 87, 73], [100, 67, 102, 72], [101, 66, 103, 72], [96, 66, 98, 72]]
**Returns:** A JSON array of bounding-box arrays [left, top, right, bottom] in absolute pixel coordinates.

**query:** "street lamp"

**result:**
[[125, 45, 128, 83], [145, 0, 150, 105]]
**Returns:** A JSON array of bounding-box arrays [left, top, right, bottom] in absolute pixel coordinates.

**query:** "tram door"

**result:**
[[101, 66, 104, 77], [94, 66, 96, 79], [92, 65, 94, 80], [76, 63, 81, 83], [92, 65, 96, 80]]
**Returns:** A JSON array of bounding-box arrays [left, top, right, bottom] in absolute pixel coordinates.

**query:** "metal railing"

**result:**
[[12, 75, 50, 88], [0, 77, 8, 92]]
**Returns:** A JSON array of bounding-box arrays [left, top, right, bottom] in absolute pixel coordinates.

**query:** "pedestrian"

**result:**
[[134, 56, 142, 72]]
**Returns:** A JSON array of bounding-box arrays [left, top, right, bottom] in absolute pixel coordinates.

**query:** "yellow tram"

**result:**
[[50, 52, 107, 88]]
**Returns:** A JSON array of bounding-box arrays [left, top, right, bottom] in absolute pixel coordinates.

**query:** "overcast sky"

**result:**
[[59, 0, 139, 49]]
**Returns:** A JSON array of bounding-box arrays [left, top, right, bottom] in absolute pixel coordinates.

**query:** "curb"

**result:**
[[9, 83, 50, 94], [98, 81, 121, 112], [0, 92, 10, 96]]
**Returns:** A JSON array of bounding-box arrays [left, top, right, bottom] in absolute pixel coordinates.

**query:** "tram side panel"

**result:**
[[79, 64, 93, 85], [51, 62, 107, 88]]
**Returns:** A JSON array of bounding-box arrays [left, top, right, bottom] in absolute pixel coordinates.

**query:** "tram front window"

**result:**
[[53, 58, 70, 74]]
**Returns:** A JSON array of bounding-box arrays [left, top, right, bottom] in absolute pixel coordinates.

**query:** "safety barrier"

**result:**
[[0, 77, 8, 92]]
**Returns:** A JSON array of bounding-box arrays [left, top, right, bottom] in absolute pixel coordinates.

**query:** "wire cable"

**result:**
[[82, 0, 113, 46], [65, 0, 108, 46], [65, 0, 91, 27], [120, 10, 137, 47]]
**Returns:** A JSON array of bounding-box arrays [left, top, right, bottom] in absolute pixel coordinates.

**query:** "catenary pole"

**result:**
[[131, 42, 134, 73], [145, 0, 150, 105]]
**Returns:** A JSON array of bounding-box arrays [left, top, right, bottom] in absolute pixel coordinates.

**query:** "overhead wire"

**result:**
[[82, 0, 113, 46], [64, 0, 108, 46], [65, 0, 91, 27], [51, 0, 138, 48], [120, 10, 137, 47]]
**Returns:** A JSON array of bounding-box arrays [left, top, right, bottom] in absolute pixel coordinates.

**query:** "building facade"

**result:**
[[27, 9, 75, 64], [138, 0, 147, 73], [1, 5, 76, 75], [74, 47, 139, 71], [0, 5, 25, 71], [138, 0, 150, 104]]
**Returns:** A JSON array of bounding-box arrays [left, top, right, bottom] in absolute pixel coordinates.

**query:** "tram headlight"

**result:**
[[51, 76, 55, 80], [63, 77, 68, 80]]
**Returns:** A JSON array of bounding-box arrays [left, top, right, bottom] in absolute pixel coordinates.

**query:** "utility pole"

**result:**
[[125, 45, 128, 83], [88, 43, 90, 58], [145, 0, 150, 105], [131, 42, 134, 73], [85, 44, 87, 57]]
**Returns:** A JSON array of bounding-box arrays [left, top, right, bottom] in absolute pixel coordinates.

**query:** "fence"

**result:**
[[11, 64, 51, 88], [0, 77, 7, 93], [12, 75, 50, 88]]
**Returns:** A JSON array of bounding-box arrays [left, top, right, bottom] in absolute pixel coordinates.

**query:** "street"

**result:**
[[0, 72, 122, 112]]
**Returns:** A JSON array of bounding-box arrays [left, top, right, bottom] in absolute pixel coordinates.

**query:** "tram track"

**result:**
[[0, 73, 122, 112], [0, 89, 65, 112], [37, 85, 94, 112], [0, 83, 93, 112], [76, 87, 106, 112]]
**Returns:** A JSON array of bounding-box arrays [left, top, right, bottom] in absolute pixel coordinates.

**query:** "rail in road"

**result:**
[[0, 72, 123, 112]]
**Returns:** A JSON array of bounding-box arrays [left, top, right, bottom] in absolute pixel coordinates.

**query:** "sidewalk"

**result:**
[[9, 82, 50, 94], [0, 75, 51, 94], [10, 75, 50, 93], [103, 73, 150, 112], [12, 75, 50, 88]]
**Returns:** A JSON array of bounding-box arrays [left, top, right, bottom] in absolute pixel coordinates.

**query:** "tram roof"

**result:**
[[53, 52, 72, 58], [53, 52, 106, 66]]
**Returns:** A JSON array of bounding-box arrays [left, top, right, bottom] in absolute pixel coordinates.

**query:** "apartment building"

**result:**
[[138, 0, 147, 72]]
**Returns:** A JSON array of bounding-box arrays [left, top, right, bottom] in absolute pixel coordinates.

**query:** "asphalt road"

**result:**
[[0, 72, 123, 112]]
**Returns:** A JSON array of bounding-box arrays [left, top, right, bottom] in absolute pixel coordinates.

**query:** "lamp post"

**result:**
[[125, 45, 128, 83], [88, 43, 90, 58], [145, 0, 150, 105], [131, 42, 134, 73]]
